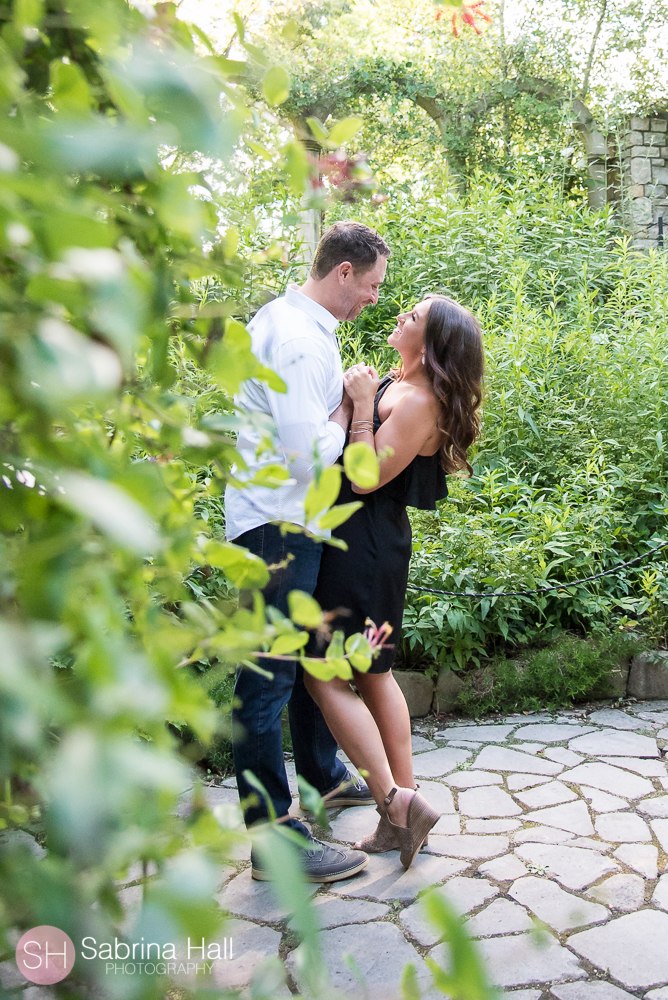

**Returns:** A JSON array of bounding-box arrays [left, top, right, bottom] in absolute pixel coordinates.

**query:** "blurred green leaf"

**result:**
[[270, 631, 309, 655], [204, 540, 270, 589], [288, 590, 323, 629], [328, 116, 364, 145], [304, 465, 341, 524], [344, 441, 379, 489], [58, 472, 162, 555], [318, 500, 363, 529], [262, 66, 290, 106]]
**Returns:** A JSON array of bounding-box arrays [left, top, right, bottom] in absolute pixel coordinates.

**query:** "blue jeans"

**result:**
[[232, 524, 347, 833]]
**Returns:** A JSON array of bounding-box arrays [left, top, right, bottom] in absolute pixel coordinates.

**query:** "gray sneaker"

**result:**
[[323, 770, 375, 808], [251, 836, 368, 883]]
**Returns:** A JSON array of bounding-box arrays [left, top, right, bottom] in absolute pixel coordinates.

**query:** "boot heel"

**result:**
[[396, 793, 439, 869]]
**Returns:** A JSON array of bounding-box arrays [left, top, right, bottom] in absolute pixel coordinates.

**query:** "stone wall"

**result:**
[[623, 113, 668, 249]]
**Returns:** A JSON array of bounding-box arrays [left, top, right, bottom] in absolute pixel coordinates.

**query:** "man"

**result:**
[[225, 220, 391, 882]]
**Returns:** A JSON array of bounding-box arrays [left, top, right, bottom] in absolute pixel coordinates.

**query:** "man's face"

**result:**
[[338, 255, 387, 321]]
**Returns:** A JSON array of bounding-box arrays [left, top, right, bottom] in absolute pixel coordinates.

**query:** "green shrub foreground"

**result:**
[[0, 1, 493, 998], [332, 185, 668, 682]]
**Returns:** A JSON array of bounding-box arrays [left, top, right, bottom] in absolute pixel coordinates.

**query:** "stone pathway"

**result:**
[[204, 701, 668, 997], [8, 701, 668, 998]]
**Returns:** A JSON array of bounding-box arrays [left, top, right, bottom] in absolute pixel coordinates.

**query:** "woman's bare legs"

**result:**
[[352, 670, 415, 790], [303, 670, 414, 828]]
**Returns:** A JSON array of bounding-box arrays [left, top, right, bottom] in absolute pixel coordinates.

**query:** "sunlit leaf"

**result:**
[[288, 590, 323, 629], [304, 465, 341, 524], [270, 631, 309, 655], [344, 441, 379, 489], [317, 500, 362, 530], [262, 66, 290, 106], [204, 540, 270, 589], [328, 116, 363, 145]]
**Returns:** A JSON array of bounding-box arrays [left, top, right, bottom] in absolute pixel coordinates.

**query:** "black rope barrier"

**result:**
[[406, 539, 668, 599]]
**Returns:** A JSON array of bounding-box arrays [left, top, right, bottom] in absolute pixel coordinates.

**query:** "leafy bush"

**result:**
[[455, 631, 645, 717], [334, 178, 668, 671]]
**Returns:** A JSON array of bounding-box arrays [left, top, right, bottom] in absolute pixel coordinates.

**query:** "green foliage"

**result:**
[[333, 174, 668, 672], [455, 632, 645, 717], [2, 2, 454, 997]]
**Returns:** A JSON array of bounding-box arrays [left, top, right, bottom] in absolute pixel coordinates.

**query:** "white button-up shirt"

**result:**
[[224, 285, 346, 541]]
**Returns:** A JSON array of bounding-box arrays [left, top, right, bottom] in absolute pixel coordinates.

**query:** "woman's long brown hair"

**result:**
[[396, 294, 484, 475]]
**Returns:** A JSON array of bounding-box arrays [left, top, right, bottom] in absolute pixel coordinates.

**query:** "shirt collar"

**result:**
[[285, 283, 339, 336]]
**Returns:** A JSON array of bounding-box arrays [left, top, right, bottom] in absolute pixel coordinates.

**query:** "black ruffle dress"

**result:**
[[311, 374, 448, 673]]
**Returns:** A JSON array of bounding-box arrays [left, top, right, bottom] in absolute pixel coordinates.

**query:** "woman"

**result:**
[[305, 293, 484, 869]]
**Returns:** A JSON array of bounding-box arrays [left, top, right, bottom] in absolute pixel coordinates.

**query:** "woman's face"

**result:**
[[387, 299, 432, 356]]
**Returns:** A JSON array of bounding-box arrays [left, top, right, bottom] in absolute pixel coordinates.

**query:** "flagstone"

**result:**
[[399, 878, 498, 946], [637, 795, 668, 817], [286, 921, 431, 1000], [289, 895, 389, 930], [512, 743, 547, 754], [413, 747, 471, 777], [514, 781, 578, 809], [613, 844, 658, 879], [594, 812, 651, 843], [587, 709, 649, 730], [328, 851, 468, 902], [646, 991, 668, 1000], [464, 898, 534, 937], [216, 869, 317, 922], [474, 747, 563, 775], [568, 729, 659, 758], [509, 875, 609, 931], [551, 982, 636, 1000], [569, 910, 668, 988], [418, 780, 456, 813], [586, 874, 645, 911], [651, 873, 668, 911], [524, 801, 594, 836], [580, 787, 630, 813], [426, 834, 509, 859], [412, 735, 436, 753], [449, 741, 483, 749], [514, 843, 619, 889], [437, 725, 514, 743], [453, 930, 586, 987], [543, 748, 585, 767], [445, 770, 503, 788], [459, 785, 522, 817], [513, 826, 576, 845], [559, 763, 654, 799], [599, 757, 666, 777], [505, 988, 542, 1000], [479, 854, 530, 881], [568, 837, 612, 852], [466, 819, 522, 833], [649, 818, 668, 852], [507, 774, 554, 791], [432, 814, 460, 834], [330, 806, 385, 844], [513, 724, 596, 743], [211, 919, 282, 991]]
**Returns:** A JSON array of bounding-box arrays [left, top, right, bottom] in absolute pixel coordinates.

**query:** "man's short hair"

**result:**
[[311, 221, 391, 279]]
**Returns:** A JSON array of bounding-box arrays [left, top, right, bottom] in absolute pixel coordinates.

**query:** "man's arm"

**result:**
[[329, 389, 353, 433], [264, 336, 346, 484]]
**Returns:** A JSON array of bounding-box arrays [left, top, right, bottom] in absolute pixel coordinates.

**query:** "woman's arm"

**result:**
[[344, 368, 438, 494]]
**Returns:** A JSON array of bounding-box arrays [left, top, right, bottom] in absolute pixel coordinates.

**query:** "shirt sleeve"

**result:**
[[264, 334, 345, 484]]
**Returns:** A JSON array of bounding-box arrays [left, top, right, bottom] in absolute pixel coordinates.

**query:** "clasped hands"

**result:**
[[343, 362, 380, 403]]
